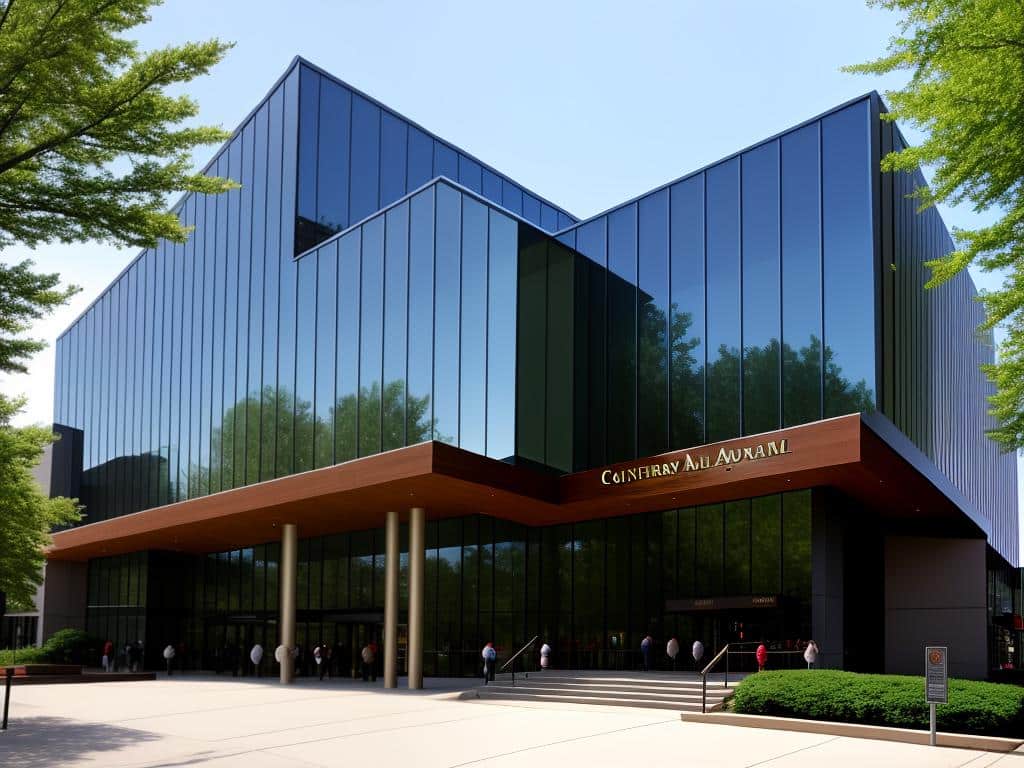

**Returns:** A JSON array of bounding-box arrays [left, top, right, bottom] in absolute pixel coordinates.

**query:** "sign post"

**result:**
[[925, 646, 948, 747]]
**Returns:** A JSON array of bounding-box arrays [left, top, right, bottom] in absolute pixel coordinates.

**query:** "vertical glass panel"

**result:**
[[781, 124, 822, 427], [380, 112, 408, 208], [677, 507, 695, 597], [742, 142, 781, 435], [782, 490, 811, 599], [670, 176, 705, 448], [460, 197, 487, 455], [751, 494, 781, 594], [224, 138, 242, 491], [706, 159, 741, 442], [359, 217, 384, 457], [433, 184, 461, 445], [546, 242, 574, 472], [317, 79, 351, 234], [695, 504, 723, 596], [407, 127, 433, 190], [433, 142, 458, 181], [724, 500, 751, 594], [296, 67, 319, 253], [407, 188, 435, 443], [823, 100, 876, 416], [637, 190, 669, 456], [540, 204, 558, 232], [481, 170, 501, 205], [349, 95, 381, 223], [261, 90, 282, 482], [576, 219, 607, 468], [210, 155, 228, 495], [247, 105, 268, 486], [607, 204, 637, 463], [314, 243, 337, 468], [573, 521, 604, 660], [383, 202, 409, 451], [486, 210, 517, 460], [557, 212, 573, 230], [516, 230, 547, 465], [294, 257, 316, 472], [501, 180, 523, 216], [335, 231, 360, 461], [522, 193, 541, 226], [458, 155, 482, 193]]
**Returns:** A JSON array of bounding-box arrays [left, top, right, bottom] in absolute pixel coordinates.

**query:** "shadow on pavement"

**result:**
[[0, 716, 164, 768]]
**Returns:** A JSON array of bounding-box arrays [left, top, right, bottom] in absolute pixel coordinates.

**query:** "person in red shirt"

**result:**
[[102, 639, 114, 672]]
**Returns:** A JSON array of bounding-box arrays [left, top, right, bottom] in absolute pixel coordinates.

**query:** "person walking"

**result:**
[[314, 644, 324, 680], [102, 639, 113, 672], [250, 643, 264, 677], [323, 644, 333, 679], [361, 642, 376, 682], [163, 643, 176, 676], [481, 642, 497, 684], [640, 634, 653, 672], [539, 642, 551, 670]]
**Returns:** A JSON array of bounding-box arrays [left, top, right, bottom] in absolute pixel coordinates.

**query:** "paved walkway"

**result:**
[[0, 674, 1019, 767]]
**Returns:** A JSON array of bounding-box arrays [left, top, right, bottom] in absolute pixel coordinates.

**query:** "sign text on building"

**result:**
[[600, 439, 791, 486]]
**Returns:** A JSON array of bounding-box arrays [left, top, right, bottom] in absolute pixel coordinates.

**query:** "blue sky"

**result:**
[[3, 0, 1019, 547]]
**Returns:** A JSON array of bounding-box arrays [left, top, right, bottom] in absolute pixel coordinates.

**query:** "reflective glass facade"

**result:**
[[51, 60, 1019, 674], [85, 490, 812, 674]]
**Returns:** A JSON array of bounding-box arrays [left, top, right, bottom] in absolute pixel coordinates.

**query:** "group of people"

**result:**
[[100, 639, 144, 672]]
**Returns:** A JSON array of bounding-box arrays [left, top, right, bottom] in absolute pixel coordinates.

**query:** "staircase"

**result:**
[[461, 670, 740, 712]]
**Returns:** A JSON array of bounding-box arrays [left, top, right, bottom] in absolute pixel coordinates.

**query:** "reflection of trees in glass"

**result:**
[[190, 381, 440, 495], [636, 300, 874, 451]]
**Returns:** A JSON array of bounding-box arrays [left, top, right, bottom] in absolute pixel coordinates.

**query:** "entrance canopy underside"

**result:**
[[47, 413, 989, 562]]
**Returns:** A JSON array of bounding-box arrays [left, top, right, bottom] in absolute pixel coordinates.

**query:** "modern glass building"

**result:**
[[41, 58, 1020, 682]]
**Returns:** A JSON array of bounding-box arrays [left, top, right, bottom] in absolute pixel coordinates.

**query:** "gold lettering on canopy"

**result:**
[[599, 439, 791, 486]]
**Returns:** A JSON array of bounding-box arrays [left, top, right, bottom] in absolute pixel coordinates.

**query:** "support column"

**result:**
[[407, 507, 425, 689], [383, 510, 400, 689], [280, 523, 298, 684]]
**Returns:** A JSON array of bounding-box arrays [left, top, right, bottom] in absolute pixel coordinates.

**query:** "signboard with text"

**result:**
[[925, 646, 948, 705]]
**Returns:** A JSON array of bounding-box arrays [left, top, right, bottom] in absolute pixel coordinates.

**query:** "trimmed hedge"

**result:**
[[732, 670, 1024, 737], [0, 646, 46, 666], [0, 628, 96, 668]]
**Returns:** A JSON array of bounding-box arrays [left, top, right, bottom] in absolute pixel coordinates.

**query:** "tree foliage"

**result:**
[[0, 259, 78, 374], [0, 395, 79, 610], [0, 0, 234, 249], [846, 0, 1024, 450]]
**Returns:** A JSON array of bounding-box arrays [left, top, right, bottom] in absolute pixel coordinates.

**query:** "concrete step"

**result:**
[[464, 688, 728, 712], [479, 683, 732, 703], [497, 678, 735, 694]]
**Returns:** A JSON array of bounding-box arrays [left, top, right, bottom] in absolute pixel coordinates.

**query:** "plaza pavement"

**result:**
[[0, 674, 1020, 767]]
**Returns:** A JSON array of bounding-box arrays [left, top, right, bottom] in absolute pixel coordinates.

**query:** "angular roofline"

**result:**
[[553, 91, 881, 235], [293, 175, 554, 263], [295, 56, 577, 223]]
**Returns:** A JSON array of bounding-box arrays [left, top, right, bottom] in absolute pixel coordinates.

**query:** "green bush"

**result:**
[[40, 628, 95, 664], [0, 646, 47, 666], [732, 670, 1024, 737], [0, 628, 97, 668]]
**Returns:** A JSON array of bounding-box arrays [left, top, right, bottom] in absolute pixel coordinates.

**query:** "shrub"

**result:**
[[732, 670, 1024, 737], [0, 646, 47, 666], [0, 628, 97, 668], [40, 628, 95, 664]]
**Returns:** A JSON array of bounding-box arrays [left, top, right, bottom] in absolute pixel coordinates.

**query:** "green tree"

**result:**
[[846, 0, 1024, 450], [0, 396, 78, 609], [0, 0, 234, 248], [0, 0, 233, 607]]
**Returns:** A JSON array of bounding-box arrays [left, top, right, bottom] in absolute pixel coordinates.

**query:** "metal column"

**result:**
[[407, 507, 425, 689], [383, 510, 400, 689], [279, 523, 298, 684]]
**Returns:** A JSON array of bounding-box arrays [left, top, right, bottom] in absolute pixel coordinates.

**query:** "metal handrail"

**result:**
[[499, 635, 539, 686], [699, 643, 731, 714]]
